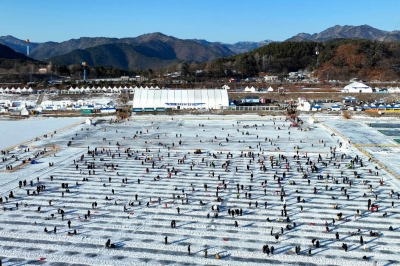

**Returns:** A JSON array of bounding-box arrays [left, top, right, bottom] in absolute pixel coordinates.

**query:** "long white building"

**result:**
[[132, 89, 229, 110]]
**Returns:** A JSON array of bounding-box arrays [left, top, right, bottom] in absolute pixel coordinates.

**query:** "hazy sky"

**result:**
[[1, 0, 400, 43]]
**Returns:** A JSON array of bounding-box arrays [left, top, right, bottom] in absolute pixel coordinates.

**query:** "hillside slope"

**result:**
[[286, 25, 399, 42], [0, 43, 34, 60], [0, 33, 234, 65], [47, 42, 180, 70]]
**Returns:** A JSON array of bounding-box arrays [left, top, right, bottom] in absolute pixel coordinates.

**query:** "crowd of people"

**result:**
[[0, 116, 396, 264]]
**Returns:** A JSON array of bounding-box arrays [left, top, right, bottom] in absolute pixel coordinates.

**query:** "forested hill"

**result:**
[[0, 43, 33, 60], [47, 42, 181, 70], [0, 33, 234, 65], [206, 39, 400, 81]]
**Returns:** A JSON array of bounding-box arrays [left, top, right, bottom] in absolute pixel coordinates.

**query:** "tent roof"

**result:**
[[344, 82, 370, 90]]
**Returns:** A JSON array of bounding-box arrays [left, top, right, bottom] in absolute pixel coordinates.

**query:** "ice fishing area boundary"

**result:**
[[0, 114, 400, 266]]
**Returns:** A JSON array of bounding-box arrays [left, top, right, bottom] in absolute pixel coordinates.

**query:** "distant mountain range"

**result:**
[[48, 42, 183, 70], [1, 25, 400, 70], [0, 33, 234, 68], [286, 24, 400, 42], [192, 39, 274, 54]]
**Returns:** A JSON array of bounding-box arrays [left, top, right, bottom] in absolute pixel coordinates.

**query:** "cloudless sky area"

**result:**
[[1, 0, 399, 43]]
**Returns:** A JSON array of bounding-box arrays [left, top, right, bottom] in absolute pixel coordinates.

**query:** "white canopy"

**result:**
[[343, 82, 372, 93], [244, 86, 256, 92]]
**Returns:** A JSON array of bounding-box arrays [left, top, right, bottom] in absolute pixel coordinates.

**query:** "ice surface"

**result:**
[[0, 118, 84, 150], [0, 114, 399, 265]]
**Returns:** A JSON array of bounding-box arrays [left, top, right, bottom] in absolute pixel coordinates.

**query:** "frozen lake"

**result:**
[[0, 114, 399, 265], [0, 118, 84, 150]]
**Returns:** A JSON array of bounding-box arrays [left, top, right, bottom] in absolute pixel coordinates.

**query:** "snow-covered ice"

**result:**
[[0, 118, 84, 150], [0, 114, 399, 265]]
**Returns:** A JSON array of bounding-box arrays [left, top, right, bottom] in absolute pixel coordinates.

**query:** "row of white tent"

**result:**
[[61, 86, 160, 93], [244, 86, 274, 92], [0, 87, 34, 93], [363, 103, 400, 109], [0, 85, 232, 95], [0, 86, 164, 94], [65, 86, 161, 93]]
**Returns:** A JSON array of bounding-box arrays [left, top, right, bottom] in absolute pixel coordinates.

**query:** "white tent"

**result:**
[[222, 84, 230, 90], [244, 86, 256, 93], [133, 89, 229, 110], [311, 104, 322, 111], [342, 82, 372, 93], [267, 86, 274, 92], [331, 104, 341, 111]]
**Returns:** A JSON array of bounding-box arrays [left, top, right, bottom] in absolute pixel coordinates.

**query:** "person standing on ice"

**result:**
[[266, 246, 270, 256], [311, 238, 316, 246]]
